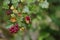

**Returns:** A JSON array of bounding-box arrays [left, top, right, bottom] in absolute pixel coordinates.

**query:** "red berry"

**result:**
[[25, 16, 30, 21], [14, 30, 17, 33], [25, 16, 31, 24], [9, 26, 14, 33], [6, 10, 12, 15], [15, 24, 19, 27]]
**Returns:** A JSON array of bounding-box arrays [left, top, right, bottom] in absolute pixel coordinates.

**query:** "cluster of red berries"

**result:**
[[9, 24, 19, 33], [5, 5, 31, 34]]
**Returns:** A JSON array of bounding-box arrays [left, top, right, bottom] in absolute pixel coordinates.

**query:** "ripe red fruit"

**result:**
[[25, 16, 30, 24], [9, 24, 19, 33], [25, 16, 30, 21], [6, 10, 12, 15]]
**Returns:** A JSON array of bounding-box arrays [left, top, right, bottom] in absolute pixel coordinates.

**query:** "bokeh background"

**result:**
[[0, 0, 60, 40]]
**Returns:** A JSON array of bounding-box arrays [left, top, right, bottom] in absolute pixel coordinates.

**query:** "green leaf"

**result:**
[[3, 0, 9, 9], [27, 0, 35, 4], [12, 0, 19, 4], [45, 36, 55, 40], [38, 32, 50, 40], [51, 15, 60, 26], [5, 22, 13, 29]]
